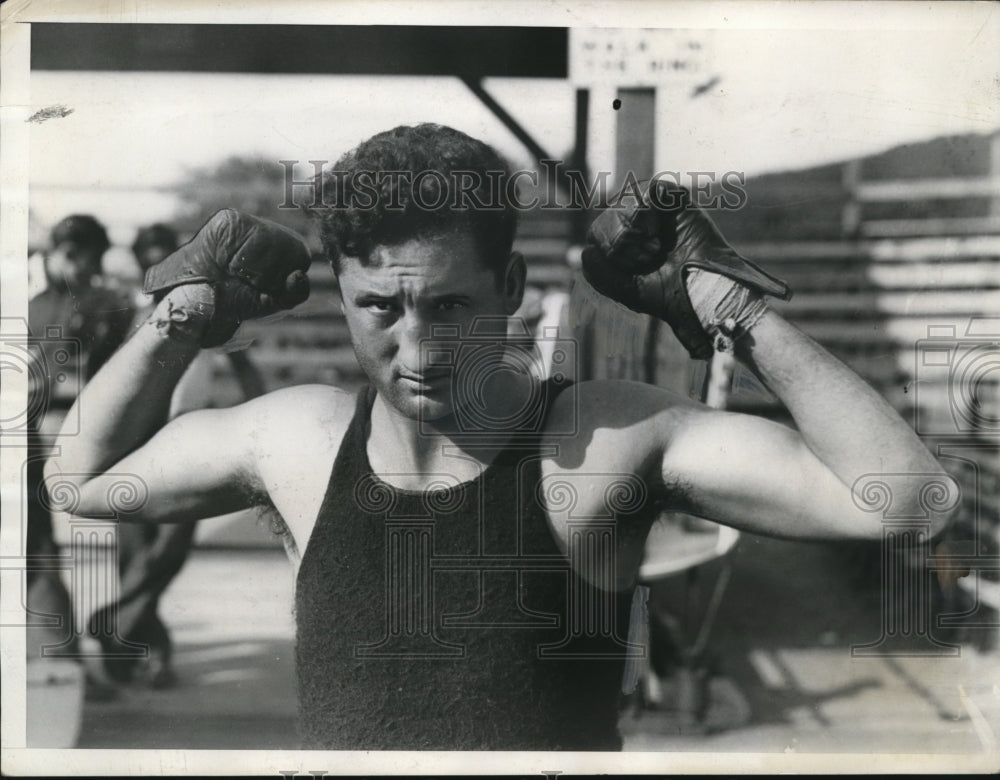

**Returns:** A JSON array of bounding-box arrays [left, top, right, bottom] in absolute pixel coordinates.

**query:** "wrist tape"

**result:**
[[149, 284, 216, 345], [686, 268, 769, 353]]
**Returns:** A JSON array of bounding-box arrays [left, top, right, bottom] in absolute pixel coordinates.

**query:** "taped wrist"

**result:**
[[685, 268, 769, 353], [148, 284, 215, 345]]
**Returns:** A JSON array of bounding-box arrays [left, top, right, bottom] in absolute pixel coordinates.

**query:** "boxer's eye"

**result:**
[[431, 296, 470, 314], [359, 296, 398, 314]]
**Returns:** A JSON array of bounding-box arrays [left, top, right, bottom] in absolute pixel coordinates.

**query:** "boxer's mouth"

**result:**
[[396, 369, 450, 389]]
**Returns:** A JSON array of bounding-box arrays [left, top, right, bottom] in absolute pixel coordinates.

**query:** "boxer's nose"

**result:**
[[395, 311, 429, 373]]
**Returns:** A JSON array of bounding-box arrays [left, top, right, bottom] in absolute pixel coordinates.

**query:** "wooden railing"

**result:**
[[843, 164, 1000, 239]]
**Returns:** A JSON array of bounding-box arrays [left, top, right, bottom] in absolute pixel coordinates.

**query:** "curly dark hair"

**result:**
[[318, 124, 518, 277], [50, 214, 110, 257], [131, 223, 179, 260]]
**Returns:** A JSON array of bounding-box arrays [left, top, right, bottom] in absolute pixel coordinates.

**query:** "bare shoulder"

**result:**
[[249, 382, 357, 420], [539, 380, 707, 585], [246, 383, 357, 463], [243, 383, 358, 556], [543, 378, 704, 474], [546, 378, 701, 443]]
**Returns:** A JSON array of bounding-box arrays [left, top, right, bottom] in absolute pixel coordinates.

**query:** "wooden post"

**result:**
[[584, 87, 656, 383], [842, 158, 863, 239], [990, 130, 1000, 217], [614, 88, 656, 192]]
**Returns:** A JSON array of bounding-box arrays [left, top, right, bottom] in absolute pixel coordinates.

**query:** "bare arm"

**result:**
[[43, 210, 313, 521], [660, 310, 958, 540], [43, 286, 261, 522], [578, 180, 957, 541]]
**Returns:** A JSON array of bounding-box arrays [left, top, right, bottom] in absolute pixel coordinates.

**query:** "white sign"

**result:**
[[569, 28, 715, 87]]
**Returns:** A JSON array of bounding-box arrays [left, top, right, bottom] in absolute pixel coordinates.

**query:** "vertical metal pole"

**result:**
[[842, 158, 863, 239], [571, 88, 591, 244], [990, 131, 1000, 218]]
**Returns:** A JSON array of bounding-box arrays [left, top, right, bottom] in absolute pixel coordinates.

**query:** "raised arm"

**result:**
[[581, 181, 958, 541], [659, 310, 955, 539], [44, 290, 251, 522], [43, 210, 312, 522]]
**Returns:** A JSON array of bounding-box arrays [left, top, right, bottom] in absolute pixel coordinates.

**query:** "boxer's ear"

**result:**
[[503, 251, 526, 315]]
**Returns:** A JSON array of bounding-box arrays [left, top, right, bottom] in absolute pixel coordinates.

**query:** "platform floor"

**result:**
[[22, 536, 1000, 771]]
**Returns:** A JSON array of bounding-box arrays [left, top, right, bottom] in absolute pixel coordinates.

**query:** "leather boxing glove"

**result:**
[[582, 180, 791, 360], [143, 209, 311, 347]]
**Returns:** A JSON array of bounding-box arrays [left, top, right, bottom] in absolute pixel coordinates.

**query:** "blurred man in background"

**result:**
[[27, 214, 135, 700], [89, 223, 267, 688]]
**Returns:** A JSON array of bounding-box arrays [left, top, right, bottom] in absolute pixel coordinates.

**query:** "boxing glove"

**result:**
[[143, 209, 311, 347], [582, 180, 791, 360]]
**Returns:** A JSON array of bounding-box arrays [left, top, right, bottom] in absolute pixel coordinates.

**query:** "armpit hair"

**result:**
[[659, 469, 696, 511], [235, 471, 300, 559]]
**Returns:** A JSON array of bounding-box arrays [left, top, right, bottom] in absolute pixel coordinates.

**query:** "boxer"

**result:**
[[46, 124, 956, 750]]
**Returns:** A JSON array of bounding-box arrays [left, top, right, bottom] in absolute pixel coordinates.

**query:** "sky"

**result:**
[[27, 23, 1000, 246]]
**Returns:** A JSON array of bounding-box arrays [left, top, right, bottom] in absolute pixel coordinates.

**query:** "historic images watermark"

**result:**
[[1, 316, 153, 659], [850, 317, 1000, 657], [349, 469, 647, 661], [0, 320, 82, 437], [417, 318, 579, 440], [5, 469, 152, 661], [342, 316, 642, 660], [913, 319, 1000, 437], [277, 160, 750, 213], [849, 472, 963, 657]]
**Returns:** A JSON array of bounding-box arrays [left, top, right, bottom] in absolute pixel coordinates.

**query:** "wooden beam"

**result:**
[[31, 24, 569, 78], [460, 77, 556, 163]]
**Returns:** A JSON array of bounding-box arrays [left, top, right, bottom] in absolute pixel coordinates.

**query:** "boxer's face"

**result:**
[[337, 231, 525, 422], [46, 241, 100, 288]]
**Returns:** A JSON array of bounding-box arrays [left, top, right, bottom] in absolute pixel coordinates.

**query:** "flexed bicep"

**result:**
[[660, 408, 879, 541], [44, 403, 264, 524]]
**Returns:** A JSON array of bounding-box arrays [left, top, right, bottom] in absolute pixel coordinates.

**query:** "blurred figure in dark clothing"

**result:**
[[30, 215, 134, 378], [27, 215, 135, 700], [130, 223, 177, 271], [90, 223, 266, 689]]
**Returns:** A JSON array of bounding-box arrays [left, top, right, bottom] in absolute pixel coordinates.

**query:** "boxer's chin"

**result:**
[[413, 396, 454, 424], [384, 380, 455, 423]]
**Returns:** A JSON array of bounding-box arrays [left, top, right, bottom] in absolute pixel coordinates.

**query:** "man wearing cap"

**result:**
[[28, 214, 135, 700]]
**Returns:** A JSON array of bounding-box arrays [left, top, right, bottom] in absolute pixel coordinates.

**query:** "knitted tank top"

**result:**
[[295, 381, 639, 750]]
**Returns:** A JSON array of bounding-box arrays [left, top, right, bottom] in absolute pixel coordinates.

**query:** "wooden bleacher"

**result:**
[[714, 130, 1000, 538]]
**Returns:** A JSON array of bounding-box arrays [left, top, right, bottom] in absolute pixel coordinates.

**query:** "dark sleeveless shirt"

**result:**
[[295, 381, 639, 750]]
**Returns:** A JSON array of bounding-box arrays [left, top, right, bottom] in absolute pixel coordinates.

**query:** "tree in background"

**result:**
[[172, 156, 324, 255]]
